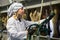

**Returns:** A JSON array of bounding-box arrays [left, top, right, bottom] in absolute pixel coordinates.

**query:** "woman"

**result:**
[[6, 2, 39, 40], [6, 2, 54, 40]]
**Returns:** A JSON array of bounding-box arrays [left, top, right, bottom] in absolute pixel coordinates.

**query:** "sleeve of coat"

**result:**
[[6, 19, 27, 39], [24, 19, 45, 29], [24, 20, 38, 28]]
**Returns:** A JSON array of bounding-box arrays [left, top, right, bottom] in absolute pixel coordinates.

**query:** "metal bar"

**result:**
[[33, 35, 60, 40]]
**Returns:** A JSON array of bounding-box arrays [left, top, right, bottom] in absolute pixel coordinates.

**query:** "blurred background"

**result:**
[[0, 0, 60, 40]]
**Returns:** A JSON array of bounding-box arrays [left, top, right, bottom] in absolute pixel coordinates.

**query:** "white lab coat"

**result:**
[[6, 16, 40, 40], [6, 17, 54, 40]]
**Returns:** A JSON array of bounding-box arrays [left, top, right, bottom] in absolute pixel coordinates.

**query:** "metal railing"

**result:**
[[29, 35, 60, 40], [0, 30, 60, 40]]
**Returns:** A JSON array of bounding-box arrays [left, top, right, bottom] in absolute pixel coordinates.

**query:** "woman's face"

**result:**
[[17, 7, 24, 16]]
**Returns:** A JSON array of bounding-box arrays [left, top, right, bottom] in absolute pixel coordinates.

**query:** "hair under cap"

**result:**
[[7, 2, 23, 17]]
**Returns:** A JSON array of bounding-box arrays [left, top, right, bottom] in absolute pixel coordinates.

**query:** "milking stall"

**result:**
[[0, 0, 60, 40]]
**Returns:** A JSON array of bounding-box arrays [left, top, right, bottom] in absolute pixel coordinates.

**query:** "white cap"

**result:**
[[7, 2, 23, 17]]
